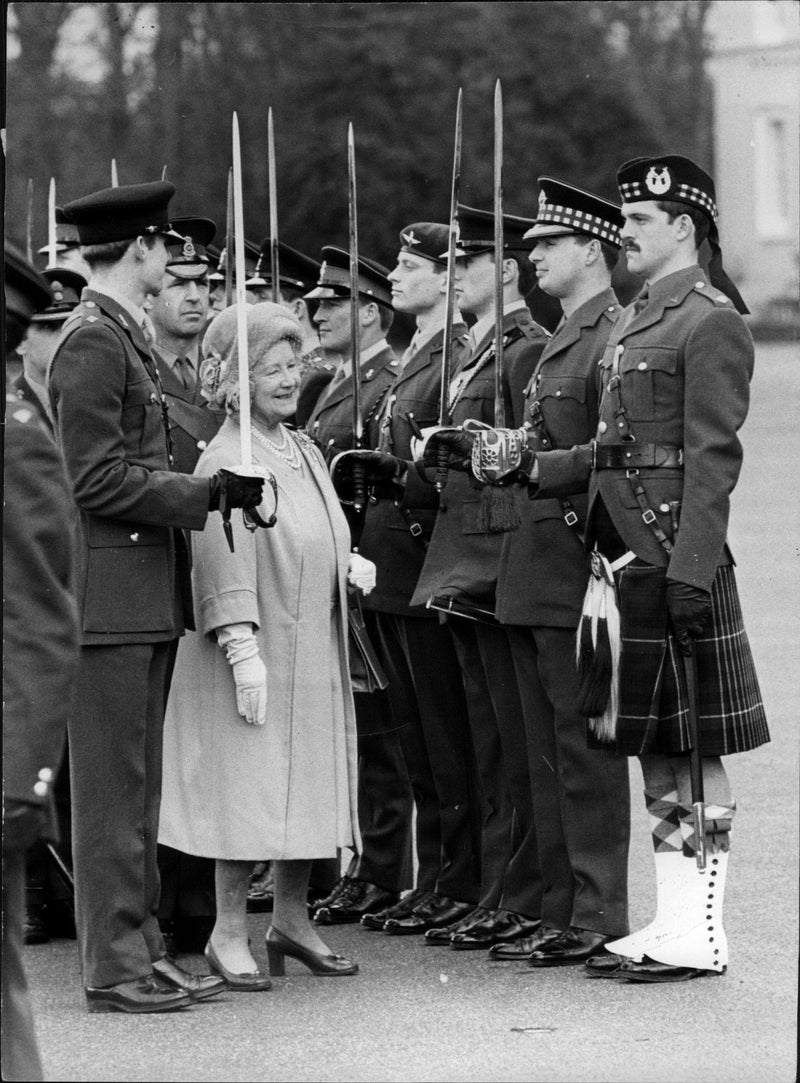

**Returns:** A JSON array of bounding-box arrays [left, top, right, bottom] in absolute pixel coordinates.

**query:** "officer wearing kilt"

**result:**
[[478, 156, 768, 982]]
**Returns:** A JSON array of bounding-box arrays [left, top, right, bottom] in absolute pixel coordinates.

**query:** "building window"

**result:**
[[753, 111, 792, 240]]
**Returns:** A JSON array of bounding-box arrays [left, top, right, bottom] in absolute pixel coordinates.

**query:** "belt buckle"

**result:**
[[409, 522, 422, 537], [563, 510, 578, 527], [641, 509, 656, 525]]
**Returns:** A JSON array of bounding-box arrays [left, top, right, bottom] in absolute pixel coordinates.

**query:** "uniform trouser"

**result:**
[[69, 642, 170, 988], [2, 849, 44, 1081], [475, 624, 544, 918], [157, 639, 216, 929], [375, 612, 480, 903], [346, 685, 414, 892], [507, 625, 631, 935], [448, 620, 517, 910]]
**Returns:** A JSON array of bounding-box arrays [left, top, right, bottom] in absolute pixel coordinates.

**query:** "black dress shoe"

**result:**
[[583, 952, 629, 979], [383, 894, 475, 935], [152, 955, 226, 1001], [309, 876, 349, 913], [451, 910, 541, 951], [528, 927, 612, 967], [489, 924, 563, 960], [424, 906, 489, 945], [85, 976, 193, 1014], [314, 879, 398, 925], [619, 956, 726, 983], [361, 888, 433, 930]]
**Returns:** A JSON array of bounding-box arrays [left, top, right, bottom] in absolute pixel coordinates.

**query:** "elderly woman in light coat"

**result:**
[[159, 303, 374, 987]]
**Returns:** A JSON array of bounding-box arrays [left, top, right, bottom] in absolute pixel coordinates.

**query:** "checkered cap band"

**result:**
[[536, 202, 622, 244], [619, 180, 717, 219]]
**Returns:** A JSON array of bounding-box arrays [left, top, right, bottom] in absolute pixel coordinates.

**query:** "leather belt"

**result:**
[[592, 442, 684, 469]]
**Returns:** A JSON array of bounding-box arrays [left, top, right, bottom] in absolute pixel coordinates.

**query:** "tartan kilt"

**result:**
[[593, 561, 770, 757]]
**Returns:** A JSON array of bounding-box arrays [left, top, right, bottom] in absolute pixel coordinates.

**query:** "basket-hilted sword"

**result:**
[[268, 107, 280, 305]]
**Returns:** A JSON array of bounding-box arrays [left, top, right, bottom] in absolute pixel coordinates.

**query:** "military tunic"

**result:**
[[535, 267, 769, 757], [48, 289, 212, 988], [496, 288, 631, 936]]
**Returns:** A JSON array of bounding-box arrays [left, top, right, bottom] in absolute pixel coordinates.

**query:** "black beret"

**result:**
[[305, 246, 393, 307], [397, 223, 450, 265], [526, 178, 624, 247], [63, 181, 182, 245]]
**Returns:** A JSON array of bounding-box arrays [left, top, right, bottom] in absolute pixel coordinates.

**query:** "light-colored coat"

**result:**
[[159, 418, 360, 860]]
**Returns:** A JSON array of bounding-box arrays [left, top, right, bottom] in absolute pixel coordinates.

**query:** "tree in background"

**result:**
[[6, 1, 713, 268]]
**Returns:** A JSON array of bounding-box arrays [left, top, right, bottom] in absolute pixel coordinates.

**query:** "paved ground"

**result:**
[[19, 342, 800, 1083]]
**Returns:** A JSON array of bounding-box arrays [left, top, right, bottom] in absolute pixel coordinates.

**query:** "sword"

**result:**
[[682, 641, 707, 870], [224, 166, 234, 309], [435, 87, 463, 493], [493, 79, 506, 429], [111, 158, 119, 188], [347, 122, 366, 513], [26, 178, 34, 265], [268, 106, 280, 304], [47, 178, 57, 269]]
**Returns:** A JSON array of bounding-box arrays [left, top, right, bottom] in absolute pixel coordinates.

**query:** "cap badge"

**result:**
[[402, 230, 420, 247], [319, 261, 328, 276], [181, 239, 196, 258], [645, 166, 671, 195], [538, 190, 547, 208]]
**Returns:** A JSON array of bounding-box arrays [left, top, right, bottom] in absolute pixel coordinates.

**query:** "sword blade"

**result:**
[[225, 166, 234, 309], [439, 88, 463, 428], [47, 177, 57, 268], [347, 122, 362, 448], [268, 107, 280, 304], [26, 178, 34, 265], [111, 158, 119, 188], [493, 79, 505, 429], [232, 112, 253, 471]]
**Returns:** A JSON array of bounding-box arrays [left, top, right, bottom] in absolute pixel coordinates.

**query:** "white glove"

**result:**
[[347, 552, 377, 595], [231, 655, 267, 726], [216, 623, 267, 726]]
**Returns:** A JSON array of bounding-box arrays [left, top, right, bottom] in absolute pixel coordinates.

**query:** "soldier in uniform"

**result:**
[[487, 179, 632, 966], [149, 216, 223, 955], [298, 247, 411, 925], [3, 245, 75, 1081], [206, 238, 260, 318], [475, 156, 769, 983], [48, 181, 264, 1013], [405, 206, 549, 947], [13, 266, 85, 947], [332, 223, 480, 934]]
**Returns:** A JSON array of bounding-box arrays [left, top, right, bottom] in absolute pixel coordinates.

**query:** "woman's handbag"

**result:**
[[347, 591, 389, 693]]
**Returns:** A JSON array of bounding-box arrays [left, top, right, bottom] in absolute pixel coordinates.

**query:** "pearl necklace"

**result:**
[[250, 424, 303, 471]]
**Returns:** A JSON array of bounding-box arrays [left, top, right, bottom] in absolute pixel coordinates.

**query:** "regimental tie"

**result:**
[[174, 356, 197, 393], [633, 287, 649, 315]]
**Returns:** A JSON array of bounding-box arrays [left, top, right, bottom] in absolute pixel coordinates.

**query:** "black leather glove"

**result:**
[[331, 450, 405, 502], [421, 428, 475, 473], [666, 580, 712, 655], [208, 471, 266, 511], [2, 799, 45, 854]]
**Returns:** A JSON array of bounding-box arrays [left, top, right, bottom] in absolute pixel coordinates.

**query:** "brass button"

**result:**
[[637, 362, 647, 371], [130, 532, 139, 542], [598, 421, 608, 434], [197, 440, 207, 451], [38, 767, 54, 782], [659, 503, 670, 513], [33, 781, 48, 798]]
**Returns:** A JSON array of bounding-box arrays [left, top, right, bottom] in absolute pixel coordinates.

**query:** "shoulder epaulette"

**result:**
[[691, 280, 731, 308]]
